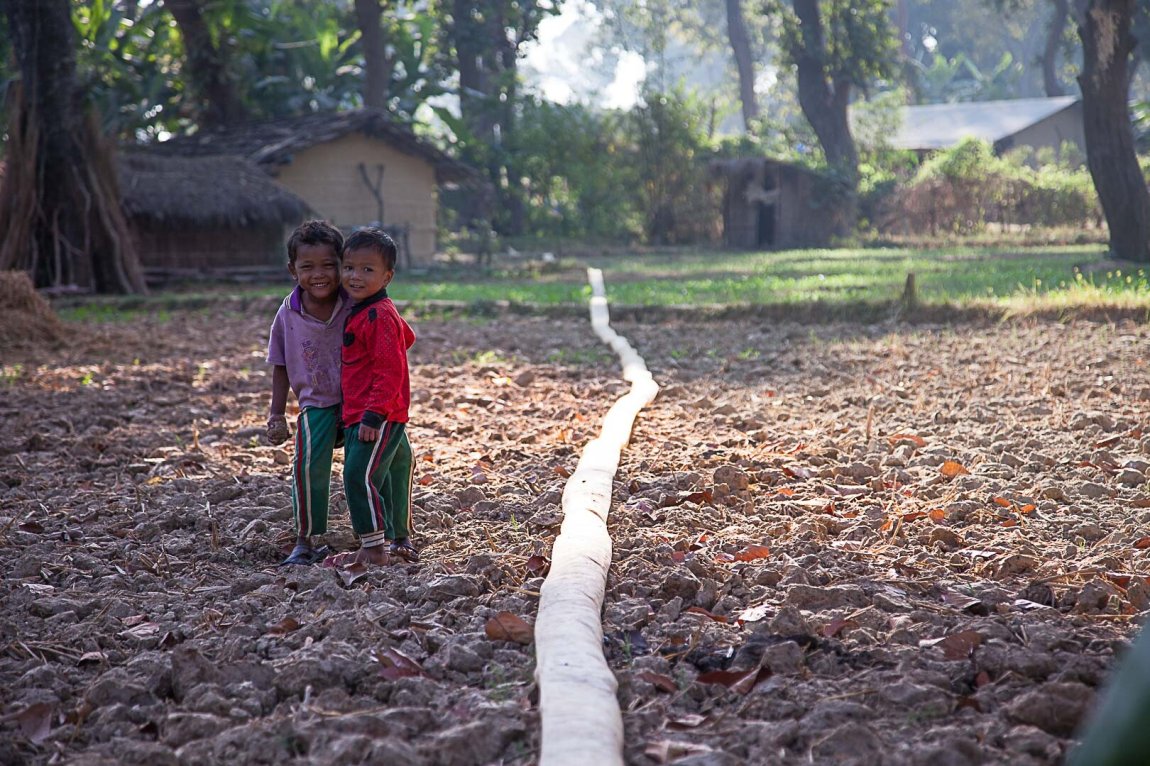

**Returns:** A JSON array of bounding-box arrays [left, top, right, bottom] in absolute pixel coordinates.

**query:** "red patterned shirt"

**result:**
[[341, 289, 415, 428]]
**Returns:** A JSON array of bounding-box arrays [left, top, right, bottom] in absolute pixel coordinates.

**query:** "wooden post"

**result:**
[[900, 272, 918, 314], [534, 268, 659, 766]]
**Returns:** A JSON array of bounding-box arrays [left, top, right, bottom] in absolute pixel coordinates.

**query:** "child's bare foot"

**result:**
[[322, 545, 393, 568]]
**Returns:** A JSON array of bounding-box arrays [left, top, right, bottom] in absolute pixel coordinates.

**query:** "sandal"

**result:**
[[280, 543, 331, 566], [389, 538, 420, 563]]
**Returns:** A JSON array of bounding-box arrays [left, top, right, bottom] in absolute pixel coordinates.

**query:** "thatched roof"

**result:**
[[118, 153, 312, 226], [149, 109, 479, 185], [707, 156, 823, 180]]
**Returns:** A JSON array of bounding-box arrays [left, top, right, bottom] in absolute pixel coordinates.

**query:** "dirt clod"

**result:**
[[1, 306, 1145, 764]]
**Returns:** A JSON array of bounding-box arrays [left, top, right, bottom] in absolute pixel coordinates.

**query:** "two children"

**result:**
[[266, 221, 418, 567]]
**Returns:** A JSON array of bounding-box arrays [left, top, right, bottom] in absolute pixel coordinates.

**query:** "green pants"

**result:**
[[291, 405, 341, 537], [342, 422, 413, 547]]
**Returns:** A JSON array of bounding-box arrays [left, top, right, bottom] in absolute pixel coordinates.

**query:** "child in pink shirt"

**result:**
[[266, 220, 351, 565]]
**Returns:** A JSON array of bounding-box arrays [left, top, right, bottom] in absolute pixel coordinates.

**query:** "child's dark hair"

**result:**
[[287, 220, 344, 264], [344, 227, 398, 271]]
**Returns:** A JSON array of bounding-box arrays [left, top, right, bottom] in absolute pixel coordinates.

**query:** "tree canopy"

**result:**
[[1, 0, 1149, 291]]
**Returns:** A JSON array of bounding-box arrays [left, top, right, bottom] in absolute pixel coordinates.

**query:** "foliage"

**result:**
[[7, 0, 1133, 251], [769, 0, 900, 92], [513, 97, 642, 240], [72, 0, 185, 140], [375, 8, 449, 119], [764, 0, 899, 205], [1134, 99, 1150, 152], [874, 138, 1099, 235], [589, 0, 771, 93], [907, 49, 1024, 103], [852, 86, 920, 199], [225, 0, 363, 117], [478, 88, 721, 245], [431, 0, 562, 236], [65, 1, 448, 141], [625, 86, 721, 245], [903, 0, 1067, 101]]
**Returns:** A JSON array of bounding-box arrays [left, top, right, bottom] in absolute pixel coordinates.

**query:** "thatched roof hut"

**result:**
[[708, 157, 849, 249], [118, 153, 311, 273], [150, 108, 478, 186], [144, 109, 482, 268], [119, 153, 311, 226]]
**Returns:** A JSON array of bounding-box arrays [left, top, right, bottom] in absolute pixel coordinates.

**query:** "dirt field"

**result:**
[[2, 296, 1148, 765]]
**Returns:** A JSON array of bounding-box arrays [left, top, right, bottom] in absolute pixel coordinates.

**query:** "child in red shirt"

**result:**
[[325, 227, 419, 567]]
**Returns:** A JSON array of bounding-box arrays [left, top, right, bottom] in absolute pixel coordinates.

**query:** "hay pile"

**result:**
[[0, 270, 65, 352]]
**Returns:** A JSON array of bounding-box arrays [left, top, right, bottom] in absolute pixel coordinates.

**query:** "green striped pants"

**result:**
[[290, 404, 341, 537], [343, 421, 414, 547]]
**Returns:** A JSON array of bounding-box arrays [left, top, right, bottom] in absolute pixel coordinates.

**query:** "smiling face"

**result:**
[[288, 243, 341, 305], [342, 246, 394, 302]]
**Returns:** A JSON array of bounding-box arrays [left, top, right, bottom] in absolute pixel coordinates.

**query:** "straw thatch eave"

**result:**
[[707, 156, 828, 181], [147, 109, 482, 186], [118, 153, 312, 227]]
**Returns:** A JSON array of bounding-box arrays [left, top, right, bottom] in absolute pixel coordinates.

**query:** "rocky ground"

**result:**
[[1, 294, 1148, 765]]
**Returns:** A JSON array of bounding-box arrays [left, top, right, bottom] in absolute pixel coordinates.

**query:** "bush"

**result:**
[[624, 87, 721, 245], [513, 98, 643, 242], [876, 138, 1099, 235]]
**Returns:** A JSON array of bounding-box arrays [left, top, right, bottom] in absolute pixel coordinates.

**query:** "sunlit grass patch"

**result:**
[[47, 244, 1150, 321], [998, 267, 1150, 316]]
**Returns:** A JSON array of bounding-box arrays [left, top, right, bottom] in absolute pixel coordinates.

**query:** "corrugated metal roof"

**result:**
[[885, 96, 1080, 150]]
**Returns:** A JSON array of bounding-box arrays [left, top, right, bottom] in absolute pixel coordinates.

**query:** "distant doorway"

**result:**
[[757, 202, 776, 247], [755, 169, 778, 247]]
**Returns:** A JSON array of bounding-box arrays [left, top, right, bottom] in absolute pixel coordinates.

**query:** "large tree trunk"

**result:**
[[165, 0, 245, 128], [451, 0, 495, 144], [355, 0, 396, 109], [0, 0, 146, 294], [1043, 0, 1070, 96], [1077, 0, 1150, 262], [725, 0, 759, 132], [494, 4, 526, 235], [448, 0, 526, 236], [790, 0, 859, 225]]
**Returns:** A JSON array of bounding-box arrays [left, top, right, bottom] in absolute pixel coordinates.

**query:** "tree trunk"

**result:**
[[1043, 0, 1070, 96], [1077, 0, 1150, 262], [495, 5, 526, 235], [451, 0, 495, 143], [355, 0, 396, 109], [790, 0, 859, 224], [0, 0, 146, 294], [165, 0, 245, 128], [725, 0, 759, 132], [448, 0, 526, 236]]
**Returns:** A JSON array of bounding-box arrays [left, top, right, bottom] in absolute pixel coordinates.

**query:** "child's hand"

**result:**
[[266, 414, 290, 444], [358, 424, 380, 442]]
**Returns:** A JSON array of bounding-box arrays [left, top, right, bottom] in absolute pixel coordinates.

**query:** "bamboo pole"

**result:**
[[534, 268, 660, 766]]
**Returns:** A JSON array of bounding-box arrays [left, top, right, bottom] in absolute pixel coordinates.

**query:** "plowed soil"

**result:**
[[2, 296, 1149, 765]]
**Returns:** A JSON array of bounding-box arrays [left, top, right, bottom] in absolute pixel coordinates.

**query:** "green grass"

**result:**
[[47, 244, 1150, 320], [566, 244, 1123, 305], [394, 244, 1148, 312]]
